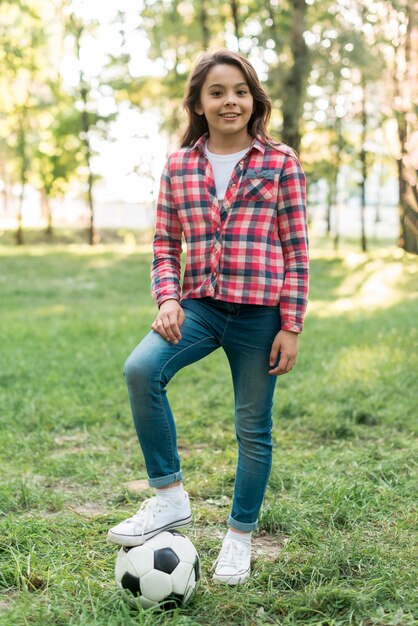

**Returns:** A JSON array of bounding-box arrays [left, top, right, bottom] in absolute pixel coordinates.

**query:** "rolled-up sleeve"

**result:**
[[151, 158, 183, 307], [276, 156, 309, 333]]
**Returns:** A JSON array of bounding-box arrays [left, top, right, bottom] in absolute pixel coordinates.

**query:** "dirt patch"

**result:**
[[51, 446, 107, 458], [67, 504, 108, 518], [53, 434, 87, 445], [0, 592, 18, 614], [51, 446, 86, 457], [190, 527, 288, 561], [178, 443, 208, 458], [123, 479, 152, 492], [190, 526, 225, 541], [201, 495, 230, 508], [46, 477, 80, 495], [20, 510, 63, 520], [253, 532, 289, 561]]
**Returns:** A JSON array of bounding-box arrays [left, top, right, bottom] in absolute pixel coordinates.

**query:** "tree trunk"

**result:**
[[47, 207, 53, 239], [16, 112, 28, 246], [359, 74, 367, 253], [375, 161, 384, 225], [198, 0, 210, 50], [331, 117, 343, 250], [41, 188, 53, 239], [0, 161, 10, 214], [333, 205, 340, 252], [326, 178, 334, 236], [230, 0, 240, 48], [393, 0, 418, 254], [75, 21, 96, 247], [79, 89, 96, 246], [16, 189, 24, 246], [281, 0, 309, 153], [330, 172, 339, 249], [87, 165, 95, 246]]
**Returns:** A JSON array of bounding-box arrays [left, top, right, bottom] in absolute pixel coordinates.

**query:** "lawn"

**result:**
[[0, 235, 417, 625]]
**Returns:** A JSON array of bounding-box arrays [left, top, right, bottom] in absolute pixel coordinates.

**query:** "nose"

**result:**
[[224, 92, 237, 106]]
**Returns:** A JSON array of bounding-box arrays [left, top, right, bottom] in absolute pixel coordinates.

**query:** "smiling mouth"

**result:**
[[220, 113, 241, 119]]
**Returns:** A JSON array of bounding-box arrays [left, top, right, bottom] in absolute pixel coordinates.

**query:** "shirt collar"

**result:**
[[191, 133, 266, 156]]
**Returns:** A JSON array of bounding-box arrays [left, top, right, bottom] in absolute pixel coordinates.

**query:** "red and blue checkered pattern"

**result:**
[[151, 133, 309, 334]]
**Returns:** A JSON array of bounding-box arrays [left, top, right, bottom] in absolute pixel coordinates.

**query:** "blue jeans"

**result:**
[[123, 297, 281, 532]]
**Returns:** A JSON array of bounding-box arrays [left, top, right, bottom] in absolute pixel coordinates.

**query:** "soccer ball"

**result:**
[[115, 530, 200, 609]]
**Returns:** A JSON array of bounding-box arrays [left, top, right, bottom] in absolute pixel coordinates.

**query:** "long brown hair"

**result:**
[[179, 50, 274, 148]]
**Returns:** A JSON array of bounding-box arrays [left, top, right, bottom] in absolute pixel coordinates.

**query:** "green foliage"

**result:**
[[0, 0, 48, 187], [31, 85, 83, 198], [1, 1, 416, 249], [0, 237, 417, 624]]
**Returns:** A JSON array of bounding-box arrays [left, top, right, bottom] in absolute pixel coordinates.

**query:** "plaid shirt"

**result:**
[[151, 133, 309, 334]]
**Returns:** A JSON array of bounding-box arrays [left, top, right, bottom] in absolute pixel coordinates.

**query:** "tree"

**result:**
[[387, 0, 418, 253], [0, 0, 48, 244], [110, 0, 232, 143], [281, 0, 310, 152], [65, 11, 116, 245], [31, 84, 83, 238]]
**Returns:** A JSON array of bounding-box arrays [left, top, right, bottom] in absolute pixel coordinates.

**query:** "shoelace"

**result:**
[[215, 540, 248, 570], [127, 497, 168, 536]]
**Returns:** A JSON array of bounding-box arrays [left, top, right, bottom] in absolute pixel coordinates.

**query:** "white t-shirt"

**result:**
[[205, 143, 249, 201]]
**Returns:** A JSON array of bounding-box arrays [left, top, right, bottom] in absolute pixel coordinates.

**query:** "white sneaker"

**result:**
[[213, 538, 251, 585], [107, 492, 192, 547]]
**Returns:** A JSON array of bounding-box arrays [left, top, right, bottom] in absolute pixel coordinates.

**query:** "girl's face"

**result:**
[[195, 64, 254, 146]]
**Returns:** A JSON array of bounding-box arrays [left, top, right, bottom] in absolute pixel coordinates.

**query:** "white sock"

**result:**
[[155, 484, 185, 506], [225, 528, 252, 546]]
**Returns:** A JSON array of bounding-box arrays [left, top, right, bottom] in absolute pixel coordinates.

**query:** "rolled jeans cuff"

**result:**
[[227, 514, 258, 532], [148, 470, 183, 488]]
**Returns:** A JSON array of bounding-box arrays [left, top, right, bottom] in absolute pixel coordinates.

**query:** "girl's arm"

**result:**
[[151, 158, 183, 307], [276, 155, 309, 334]]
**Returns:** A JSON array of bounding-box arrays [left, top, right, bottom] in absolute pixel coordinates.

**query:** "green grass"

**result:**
[[0, 235, 417, 625]]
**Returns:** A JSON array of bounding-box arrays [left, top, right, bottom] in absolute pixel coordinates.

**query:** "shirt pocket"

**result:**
[[243, 169, 277, 202]]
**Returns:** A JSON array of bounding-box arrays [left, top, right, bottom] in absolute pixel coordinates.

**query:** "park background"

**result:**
[[0, 0, 417, 625]]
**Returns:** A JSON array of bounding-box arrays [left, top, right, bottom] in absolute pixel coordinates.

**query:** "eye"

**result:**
[[237, 90, 248, 95], [210, 91, 222, 96]]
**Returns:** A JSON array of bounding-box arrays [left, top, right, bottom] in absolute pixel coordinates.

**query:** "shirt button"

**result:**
[[215, 250, 219, 255], [239, 160, 244, 166], [216, 227, 220, 232], [231, 183, 236, 188], [224, 202, 230, 209]]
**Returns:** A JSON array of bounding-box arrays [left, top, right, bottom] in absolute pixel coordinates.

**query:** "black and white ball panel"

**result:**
[[154, 547, 179, 574], [120, 571, 141, 597], [120, 544, 154, 579], [140, 570, 172, 603], [115, 530, 200, 609], [171, 561, 195, 595], [171, 535, 199, 565], [115, 551, 138, 589]]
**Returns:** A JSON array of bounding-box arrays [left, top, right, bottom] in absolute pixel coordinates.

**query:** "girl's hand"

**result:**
[[268, 330, 298, 376], [151, 299, 185, 344]]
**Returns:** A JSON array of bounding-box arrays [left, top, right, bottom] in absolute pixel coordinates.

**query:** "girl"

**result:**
[[107, 50, 309, 586]]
